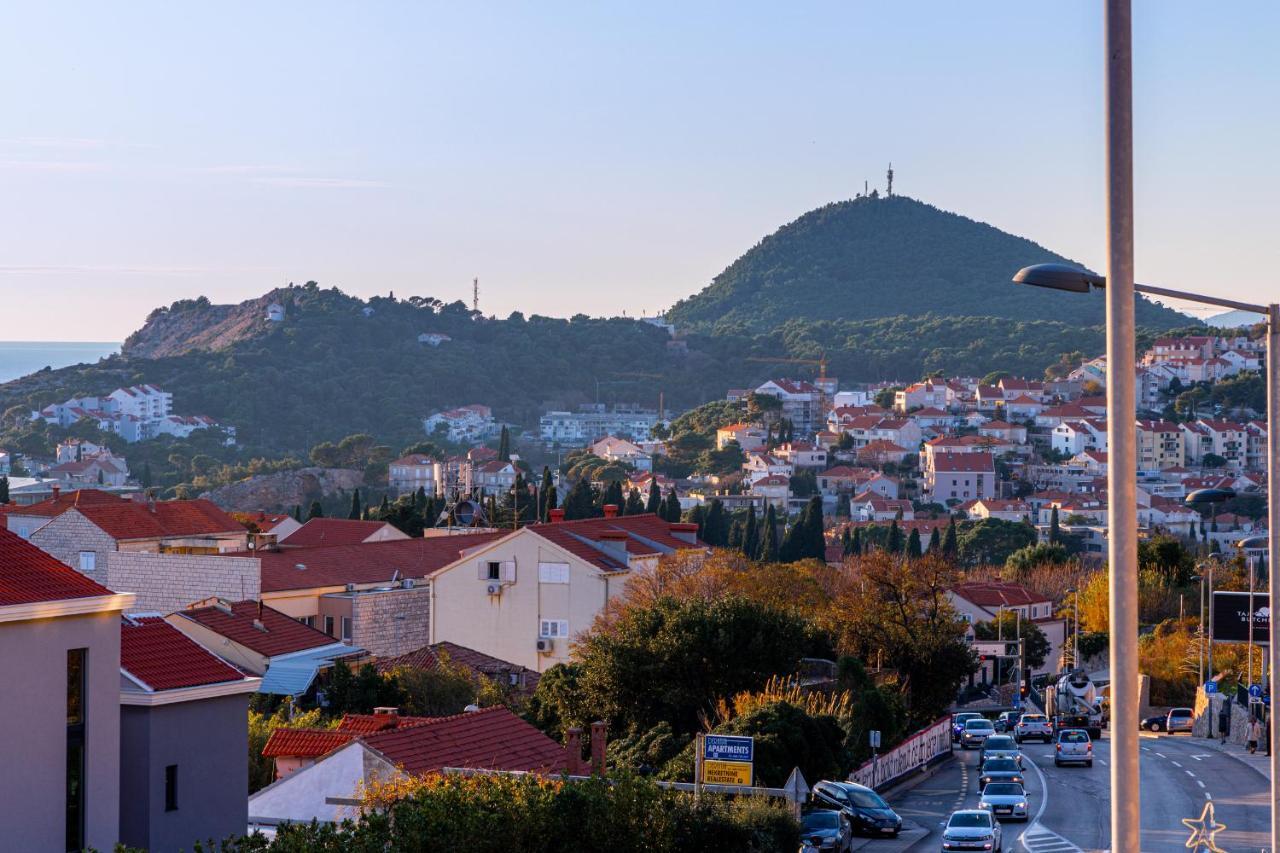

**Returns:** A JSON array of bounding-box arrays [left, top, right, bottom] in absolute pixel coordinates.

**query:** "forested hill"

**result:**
[[666, 195, 1192, 334]]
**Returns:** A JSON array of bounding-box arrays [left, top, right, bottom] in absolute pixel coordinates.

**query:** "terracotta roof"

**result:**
[[120, 616, 247, 691], [337, 712, 437, 735], [752, 475, 791, 487], [932, 452, 995, 473], [174, 600, 337, 658], [376, 641, 540, 688], [261, 728, 354, 759], [363, 706, 569, 776], [390, 454, 439, 467], [526, 513, 705, 571], [74, 499, 243, 540], [0, 527, 116, 607], [253, 533, 503, 592], [7, 488, 128, 518], [280, 518, 407, 547], [951, 581, 1050, 607]]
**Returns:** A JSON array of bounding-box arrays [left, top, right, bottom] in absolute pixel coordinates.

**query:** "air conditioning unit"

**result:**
[[402, 578, 416, 589], [536, 638, 553, 653], [486, 583, 502, 596], [345, 583, 357, 592]]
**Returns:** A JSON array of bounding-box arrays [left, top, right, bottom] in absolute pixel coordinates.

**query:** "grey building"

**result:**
[[118, 615, 259, 852], [0, 528, 134, 853]]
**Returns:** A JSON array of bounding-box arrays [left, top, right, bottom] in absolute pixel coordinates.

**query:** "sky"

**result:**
[[2, 1, 1277, 341]]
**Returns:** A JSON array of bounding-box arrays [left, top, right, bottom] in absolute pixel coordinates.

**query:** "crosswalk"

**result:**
[[1020, 824, 1084, 853]]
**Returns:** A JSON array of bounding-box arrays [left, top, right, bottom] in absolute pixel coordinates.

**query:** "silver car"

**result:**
[[1166, 707, 1194, 734], [1054, 728, 1093, 767], [978, 781, 1029, 822], [940, 809, 1003, 852], [961, 717, 996, 749], [980, 735, 1023, 768]]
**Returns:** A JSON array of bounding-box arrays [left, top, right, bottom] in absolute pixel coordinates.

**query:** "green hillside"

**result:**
[[667, 195, 1191, 333]]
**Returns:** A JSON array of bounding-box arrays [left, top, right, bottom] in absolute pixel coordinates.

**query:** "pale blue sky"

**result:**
[[2, 2, 1277, 340]]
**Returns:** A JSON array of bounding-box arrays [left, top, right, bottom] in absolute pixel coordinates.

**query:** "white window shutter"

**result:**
[[501, 560, 517, 583], [477, 561, 488, 580]]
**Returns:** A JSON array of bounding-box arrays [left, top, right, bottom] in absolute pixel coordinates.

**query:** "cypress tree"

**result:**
[[414, 486, 427, 513], [292, 504, 302, 522], [942, 517, 958, 557], [141, 462, 152, 490], [850, 526, 862, 556], [742, 504, 758, 558], [1049, 506, 1061, 545], [542, 484, 557, 521], [887, 520, 902, 553], [663, 488, 682, 522], [841, 527, 852, 556], [758, 504, 780, 562], [927, 526, 941, 553], [703, 499, 727, 547], [906, 527, 922, 559], [97, 469, 105, 485], [497, 426, 511, 461], [601, 480, 624, 512], [800, 495, 825, 559], [646, 480, 661, 514], [307, 500, 324, 520], [728, 519, 743, 549], [348, 489, 362, 519], [687, 505, 707, 540], [0, 475, 8, 504], [538, 467, 554, 520], [623, 488, 644, 515], [562, 479, 596, 520]]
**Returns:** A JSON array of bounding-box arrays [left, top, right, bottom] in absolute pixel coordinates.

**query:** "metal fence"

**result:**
[[848, 716, 951, 790]]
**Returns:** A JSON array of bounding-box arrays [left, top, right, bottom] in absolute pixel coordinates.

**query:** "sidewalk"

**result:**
[[1180, 734, 1273, 781]]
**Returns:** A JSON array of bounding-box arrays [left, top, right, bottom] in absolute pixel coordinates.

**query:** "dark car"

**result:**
[[994, 711, 1020, 733], [800, 809, 852, 852], [952, 712, 983, 741], [978, 758, 1024, 791], [811, 780, 903, 837], [1140, 713, 1167, 732]]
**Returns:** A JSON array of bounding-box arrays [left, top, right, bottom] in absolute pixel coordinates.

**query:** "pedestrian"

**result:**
[[1248, 716, 1263, 754], [1219, 704, 1231, 745]]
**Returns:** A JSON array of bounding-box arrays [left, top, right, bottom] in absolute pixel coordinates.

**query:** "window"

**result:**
[[538, 562, 570, 584], [78, 551, 96, 574], [539, 619, 569, 639], [66, 648, 87, 852], [324, 615, 335, 637], [164, 765, 178, 812], [485, 561, 501, 581], [341, 617, 352, 642]]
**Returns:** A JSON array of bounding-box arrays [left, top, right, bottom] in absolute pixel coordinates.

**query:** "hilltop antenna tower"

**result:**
[[886, 163, 894, 197], [472, 277, 479, 313]]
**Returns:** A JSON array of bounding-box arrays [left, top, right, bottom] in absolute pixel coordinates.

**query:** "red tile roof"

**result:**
[[120, 616, 247, 691], [525, 513, 705, 572], [252, 533, 504, 592], [363, 706, 569, 776], [376, 641, 539, 687], [6, 488, 128, 518], [336, 712, 437, 735], [74, 499, 243, 541], [932, 452, 995, 473], [951, 581, 1050, 607], [0, 527, 116, 607], [261, 728, 355, 759], [280, 518, 406, 547], [174, 600, 337, 658]]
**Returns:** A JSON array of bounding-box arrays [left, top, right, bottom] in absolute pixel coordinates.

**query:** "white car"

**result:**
[[941, 809, 1003, 851], [978, 781, 1029, 822], [1013, 713, 1052, 743], [961, 717, 996, 749]]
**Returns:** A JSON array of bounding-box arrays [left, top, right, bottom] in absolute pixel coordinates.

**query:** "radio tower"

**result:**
[[886, 163, 894, 197], [472, 277, 479, 313]]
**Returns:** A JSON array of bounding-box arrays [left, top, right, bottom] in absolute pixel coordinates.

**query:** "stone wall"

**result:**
[[29, 509, 117, 586], [351, 585, 431, 658], [1192, 687, 1260, 746], [107, 552, 261, 613]]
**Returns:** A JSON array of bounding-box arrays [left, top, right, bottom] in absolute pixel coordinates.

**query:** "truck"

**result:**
[[1044, 669, 1103, 739]]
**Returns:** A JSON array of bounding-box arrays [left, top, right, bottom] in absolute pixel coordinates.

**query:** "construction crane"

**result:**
[[745, 355, 829, 382]]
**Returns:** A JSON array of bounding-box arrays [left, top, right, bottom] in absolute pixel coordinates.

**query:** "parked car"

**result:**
[[1166, 707, 1194, 734], [978, 781, 1030, 822], [1013, 713, 1052, 743], [941, 809, 1003, 852], [961, 717, 996, 749], [978, 757, 1024, 791], [799, 810, 852, 852], [994, 711, 1020, 732], [810, 780, 902, 837], [952, 712, 984, 741], [980, 735, 1023, 768], [1140, 713, 1167, 732], [1054, 728, 1093, 767]]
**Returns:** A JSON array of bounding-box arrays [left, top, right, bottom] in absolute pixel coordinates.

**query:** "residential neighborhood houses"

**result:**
[[32, 384, 233, 444]]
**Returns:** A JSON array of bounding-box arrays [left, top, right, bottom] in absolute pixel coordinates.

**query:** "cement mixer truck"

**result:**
[[1045, 669, 1103, 739]]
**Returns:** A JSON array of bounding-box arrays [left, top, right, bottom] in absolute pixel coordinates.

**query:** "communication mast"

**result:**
[[472, 277, 479, 313], [886, 163, 894, 197]]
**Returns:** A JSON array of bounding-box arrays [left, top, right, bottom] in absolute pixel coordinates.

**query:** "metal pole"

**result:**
[[1104, 1, 1139, 847], [1209, 564, 1215, 687], [1074, 590, 1080, 668], [1250, 556, 1256, 687], [1199, 575, 1205, 686], [1266, 302, 1279, 846]]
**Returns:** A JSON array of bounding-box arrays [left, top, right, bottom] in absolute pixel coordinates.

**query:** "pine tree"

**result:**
[[141, 462, 152, 490], [927, 526, 941, 553], [1049, 506, 1061, 545], [348, 489, 362, 519], [703, 500, 727, 546], [742, 504, 759, 557], [0, 475, 8, 504], [646, 480, 661, 514], [601, 480, 624, 512], [623, 488, 644, 516], [850, 526, 862, 556], [497, 425, 511, 461], [663, 488, 682, 522], [307, 500, 324, 520], [292, 504, 302, 522], [414, 486, 428, 513], [942, 517, 958, 557], [758, 504, 780, 562], [562, 480, 596, 520], [906, 527, 922, 559], [687, 505, 706, 539]]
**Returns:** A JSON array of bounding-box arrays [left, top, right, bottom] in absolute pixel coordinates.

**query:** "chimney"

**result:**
[[549, 508, 565, 523], [603, 503, 618, 518], [565, 727, 585, 775], [593, 530, 630, 566], [590, 720, 607, 775], [372, 706, 399, 717], [668, 522, 699, 545], [51, 484, 60, 500], [148, 495, 157, 513]]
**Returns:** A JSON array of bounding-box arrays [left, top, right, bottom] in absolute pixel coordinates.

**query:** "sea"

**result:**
[[0, 341, 122, 384]]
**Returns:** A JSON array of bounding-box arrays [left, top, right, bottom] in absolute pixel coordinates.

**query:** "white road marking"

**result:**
[[1186, 770, 1197, 777], [1197, 780, 1206, 788], [1205, 792, 1213, 800], [1155, 751, 1167, 758], [1171, 760, 1182, 768], [1019, 750, 1084, 853]]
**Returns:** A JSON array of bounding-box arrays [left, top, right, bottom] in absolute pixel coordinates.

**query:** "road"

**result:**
[[882, 732, 1270, 852]]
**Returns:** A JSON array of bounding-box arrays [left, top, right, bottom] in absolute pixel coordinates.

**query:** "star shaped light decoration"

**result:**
[[1181, 800, 1227, 852]]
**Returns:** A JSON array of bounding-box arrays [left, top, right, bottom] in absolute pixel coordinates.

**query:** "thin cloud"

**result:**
[[250, 176, 390, 189], [0, 265, 210, 276], [0, 159, 109, 172], [0, 137, 155, 150]]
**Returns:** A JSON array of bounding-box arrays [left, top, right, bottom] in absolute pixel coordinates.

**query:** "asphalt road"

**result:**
[[881, 732, 1270, 852]]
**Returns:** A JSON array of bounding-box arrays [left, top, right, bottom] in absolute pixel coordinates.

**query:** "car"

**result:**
[[1054, 728, 1093, 767], [1140, 713, 1167, 732], [953, 712, 983, 741], [810, 780, 903, 837], [1166, 707, 1194, 734], [799, 809, 852, 852], [993, 711, 1020, 733], [941, 808, 1003, 852], [978, 757, 1024, 791], [980, 735, 1023, 768], [978, 781, 1030, 822], [1013, 713, 1052, 743], [961, 717, 996, 749]]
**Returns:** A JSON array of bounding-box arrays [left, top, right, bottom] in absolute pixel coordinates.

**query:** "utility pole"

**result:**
[[472, 277, 479, 314], [1268, 300, 1280, 836], [886, 163, 894, 197]]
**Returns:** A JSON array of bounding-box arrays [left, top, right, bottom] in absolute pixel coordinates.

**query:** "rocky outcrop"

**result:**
[[122, 290, 291, 358], [200, 467, 365, 511]]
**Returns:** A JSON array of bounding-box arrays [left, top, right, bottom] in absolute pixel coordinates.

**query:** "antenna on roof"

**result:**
[[886, 163, 894, 197], [472, 277, 479, 314]]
